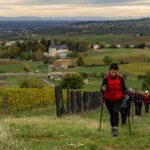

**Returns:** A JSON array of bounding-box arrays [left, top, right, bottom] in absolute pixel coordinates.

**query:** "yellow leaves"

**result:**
[[0, 87, 55, 112]]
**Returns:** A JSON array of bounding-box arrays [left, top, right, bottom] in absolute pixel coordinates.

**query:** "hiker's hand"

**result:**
[[125, 95, 129, 101], [102, 85, 106, 91]]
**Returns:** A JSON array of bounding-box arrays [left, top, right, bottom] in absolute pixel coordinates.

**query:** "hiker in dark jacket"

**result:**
[[101, 63, 127, 137], [134, 90, 143, 116], [120, 89, 134, 125]]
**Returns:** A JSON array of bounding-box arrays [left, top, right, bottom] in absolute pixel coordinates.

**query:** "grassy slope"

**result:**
[[71, 48, 150, 65], [0, 107, 150, 150]]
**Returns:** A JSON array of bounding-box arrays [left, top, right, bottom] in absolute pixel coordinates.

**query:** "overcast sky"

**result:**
[[0, 0, 150, 18]]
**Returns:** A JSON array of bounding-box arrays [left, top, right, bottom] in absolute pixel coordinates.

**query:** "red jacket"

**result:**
[[144, 94, 150, 103], [104, 73, 125, 102]]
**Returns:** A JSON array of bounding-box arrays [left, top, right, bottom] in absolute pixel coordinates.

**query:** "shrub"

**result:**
[[103, 56, 113, 65], [79, 72, 88, 78], [67, 51, 79, 58], [61, 74, 84, 89], [23, 64, 30, 72], [76, 56, 85, 67], [20, 79, 45, 89]]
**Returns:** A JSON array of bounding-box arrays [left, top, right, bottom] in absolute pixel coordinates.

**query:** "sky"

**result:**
[[0, 0, 150, 18]]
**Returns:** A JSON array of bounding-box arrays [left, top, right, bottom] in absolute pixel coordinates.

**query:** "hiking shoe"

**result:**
[[112, 127, 118, 137]]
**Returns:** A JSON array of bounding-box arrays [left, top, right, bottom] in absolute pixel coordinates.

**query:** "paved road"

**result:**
[[0, 73, 48, 76], [42, 79, 55, 87]]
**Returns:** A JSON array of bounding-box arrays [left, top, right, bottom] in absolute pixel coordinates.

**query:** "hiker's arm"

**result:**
[[121, 76, 127, 96], [100, 78, 107, 92]]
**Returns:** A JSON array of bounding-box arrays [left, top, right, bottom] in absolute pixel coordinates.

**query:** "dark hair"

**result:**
[[109, 63, 119, 70]]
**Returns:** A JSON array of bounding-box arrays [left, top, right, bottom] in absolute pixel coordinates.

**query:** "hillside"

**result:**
[[1, 18, 150, 36]]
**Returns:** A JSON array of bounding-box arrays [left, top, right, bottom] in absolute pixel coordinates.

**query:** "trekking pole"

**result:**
[[131, 101, 134, 123], [99, 95, 104, 132], [128, 108, 132, 135]]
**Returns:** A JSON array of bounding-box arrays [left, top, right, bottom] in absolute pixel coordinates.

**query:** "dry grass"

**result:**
[[0, 119, 27, 150], [1, 115, 107, 130], [0, 123, 12, 145]]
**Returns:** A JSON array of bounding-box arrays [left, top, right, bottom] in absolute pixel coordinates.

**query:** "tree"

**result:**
[[67, 51, 79, 58], [103, 56, 113, 65], [43, 56, 54, 64], [40, 37, 47, 47], [110, 43, 117, 49], [77, 41, 89, 52], [9, 46, 21, 58], [99, 42, 106, 49], [142, 71, 150, 91], [135, 43, 146, 49], [61, 74, 84, 89], [76, 56, 85, 67], [21, 51, 35, 60], [34, 49, 44, 61]]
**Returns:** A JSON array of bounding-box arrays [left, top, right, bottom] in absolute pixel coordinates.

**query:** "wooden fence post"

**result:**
[[55, 85, 61, 117], [67, 88, 71, 114], [83, 91, 90, 111], [89, 92, 93, 110], [71, 90, 75, 114], [60, 85, 66, 115], [77, 90, 82, 113], [93, 92, 97, 109]]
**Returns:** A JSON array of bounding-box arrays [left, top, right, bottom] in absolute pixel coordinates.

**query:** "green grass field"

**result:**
[[0, 60, 48, 73], [71, 48, 150, 65], [1, 48, 150, 89], [0, 107, 150, 150]]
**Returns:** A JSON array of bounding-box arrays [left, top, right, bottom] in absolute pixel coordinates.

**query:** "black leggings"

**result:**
[[135, 102, 142, 116], [105, 100, 123, 127], [120, 105, 131, 125], [144, 103, 149, 113]]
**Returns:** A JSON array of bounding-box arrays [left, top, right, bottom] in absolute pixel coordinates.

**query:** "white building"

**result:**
[[44, 42, 69, 58]]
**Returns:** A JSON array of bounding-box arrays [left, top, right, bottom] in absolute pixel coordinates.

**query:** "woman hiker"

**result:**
[[120, 88, 133, 125], [144, 90, 150, 113], [101, 63, 127, 137]]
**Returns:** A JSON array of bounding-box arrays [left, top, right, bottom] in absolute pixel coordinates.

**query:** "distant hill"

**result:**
[[0, 16, 140, 21], [0, 17, 150, 35]]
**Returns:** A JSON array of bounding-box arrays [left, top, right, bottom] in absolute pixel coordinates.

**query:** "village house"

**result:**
[[48, 72, 63, 80], [91, 44, 100, 50], [129, 45, 135, 48], [5, 41, 16, 46], [44, 42, 69, 58], [116, 44, 122, 48], [105, 44, 110, 48], [49, 59, 72, 69]]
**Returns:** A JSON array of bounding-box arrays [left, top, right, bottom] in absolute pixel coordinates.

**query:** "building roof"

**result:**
[[49, 44, 68, 50], [55, 59, 72, 62]]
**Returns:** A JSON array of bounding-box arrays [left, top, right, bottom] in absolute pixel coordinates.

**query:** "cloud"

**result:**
[[0, 7, 13, 10], [0, 0, 149, 6], [0, 0, 150, 17]]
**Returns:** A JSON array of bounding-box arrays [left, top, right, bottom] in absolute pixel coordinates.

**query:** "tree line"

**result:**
[[0, 37, 90, 61]]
